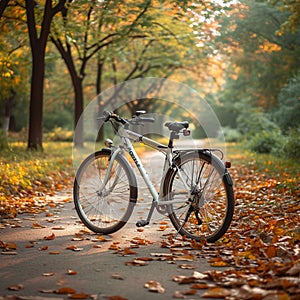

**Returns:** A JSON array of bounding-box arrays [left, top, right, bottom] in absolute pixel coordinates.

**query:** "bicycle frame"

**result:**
[[105, 126, 192, 211]]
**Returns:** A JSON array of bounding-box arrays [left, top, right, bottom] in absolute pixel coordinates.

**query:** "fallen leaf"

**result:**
[[144, 280, 165, 293], [7, 284, 24, 291], [49, 251, 60, 255], [121, 248, 137, 256], [32, 222, 45, 229], [158, 225, 168, 231], [52, 226, 65, 230], [68, 293, 91, 299], [104, 296, 128, 300], [55, 287, 76, 294], [43, 233, 55, 240], [1, 251, 17, 255], [173, 254, 194, 262], [66, 245, 83, 251], [191, 283, 209, 289], [265, 244, 277, 258], [178, 264, 195, 270], [183, 289, 197, 295], [111, 273, 124, 280], [67, 270, 78, 275], [125, 259, 148, 266], [42, 272, 55, 276], [202, 287, 230, 298], [39, 246, 48, 251]]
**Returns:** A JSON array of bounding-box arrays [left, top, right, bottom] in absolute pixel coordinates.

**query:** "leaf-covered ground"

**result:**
[[0, 142, 74, 218], [0, 142, 299, 299]]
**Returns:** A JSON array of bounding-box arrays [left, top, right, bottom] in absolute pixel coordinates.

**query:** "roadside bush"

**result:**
[[237, 111, 279, 136], [245, 130, 285, 154], [283, 127, 300, 159], [272, 72, 300, 133], [220, 127, 241, 142]]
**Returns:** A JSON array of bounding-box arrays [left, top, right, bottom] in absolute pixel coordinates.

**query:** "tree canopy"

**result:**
[[0, 0, 299, 149]]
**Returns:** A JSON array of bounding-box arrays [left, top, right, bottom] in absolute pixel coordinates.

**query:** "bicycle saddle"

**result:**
[[165, 121, 189, 132]]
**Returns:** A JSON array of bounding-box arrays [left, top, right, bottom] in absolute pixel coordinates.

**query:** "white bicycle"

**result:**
[[73, 111, 234, 242]]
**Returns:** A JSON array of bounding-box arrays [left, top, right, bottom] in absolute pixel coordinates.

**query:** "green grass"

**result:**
[[226, 142, 300, 192]]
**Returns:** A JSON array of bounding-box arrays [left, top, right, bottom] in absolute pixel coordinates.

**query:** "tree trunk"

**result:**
[[28, 47, 45, 149], [74, 77, 84, 147], [26, 0, 66, 150]]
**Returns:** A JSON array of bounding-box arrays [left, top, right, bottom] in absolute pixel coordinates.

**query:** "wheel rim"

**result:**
[[167, 155, 229, 240], [76, 155, 131, 230]]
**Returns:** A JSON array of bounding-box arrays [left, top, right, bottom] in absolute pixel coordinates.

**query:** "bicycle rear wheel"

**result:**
[[73, 149, 137, 234], [163, 150, 234, 242]]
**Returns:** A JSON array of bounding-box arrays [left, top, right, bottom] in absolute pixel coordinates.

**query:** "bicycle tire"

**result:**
[[73, 149, 137, 234], [163, 150, 234, 242]]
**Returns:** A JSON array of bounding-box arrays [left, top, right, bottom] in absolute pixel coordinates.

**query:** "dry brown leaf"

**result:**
[[121, 247, 137, 256], [1, 251, 17, 255], [66, 245, 83, 251], [43, 233, 55, 240], [111, 273, 124, 280], [125, 259, 148, 266], [1, 242, 17, 250], [55, 287, 76, 294], [32, 221, 45, 229], [178, 264, 195, 270], [104, 296, 128, 300], [158, 225, 168, 231], [265, 244, 277, 258], [173, 254, 194, 262], [183, 289, 197, 295], [144, 280, 165, 293], [49, 251, 60, 255], [52, 226, 65, 230], [202, 287, 230, 298], [67, 270, 78, 275], [68, 293, 91, 299], [7, 284, 24, 291], [190, 283, 209, 289], [42, 272, 55, 276]]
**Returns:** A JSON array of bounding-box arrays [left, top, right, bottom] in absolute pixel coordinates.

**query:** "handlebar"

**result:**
[[98, 111, 155, 125]]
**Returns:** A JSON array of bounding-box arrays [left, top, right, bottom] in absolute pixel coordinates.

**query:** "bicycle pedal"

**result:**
[[136, 220, 149, 227]]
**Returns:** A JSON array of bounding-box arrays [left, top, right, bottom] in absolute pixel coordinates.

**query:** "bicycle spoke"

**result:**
[[165, 151, 234, 242], [74, 151, 135, 234]]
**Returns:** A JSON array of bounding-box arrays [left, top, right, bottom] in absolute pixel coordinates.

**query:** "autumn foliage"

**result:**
[[0, 142, 73, 218], [0, 142, 299, 299]]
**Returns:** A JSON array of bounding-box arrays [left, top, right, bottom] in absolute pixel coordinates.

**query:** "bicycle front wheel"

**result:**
[[163, 150, 234, 242], [73, 149, 137, 234]]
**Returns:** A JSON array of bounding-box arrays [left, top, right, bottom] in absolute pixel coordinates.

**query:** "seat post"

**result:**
[[168, 131, 179, 148]]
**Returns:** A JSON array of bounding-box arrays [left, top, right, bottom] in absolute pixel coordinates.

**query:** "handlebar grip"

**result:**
[[103, 111, 112, 121]]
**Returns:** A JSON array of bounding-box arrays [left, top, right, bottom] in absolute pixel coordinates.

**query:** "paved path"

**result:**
[[0, 150, 223, 300]]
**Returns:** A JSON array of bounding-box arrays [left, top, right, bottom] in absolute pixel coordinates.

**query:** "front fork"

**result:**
[[100, 147, 123, 192]]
